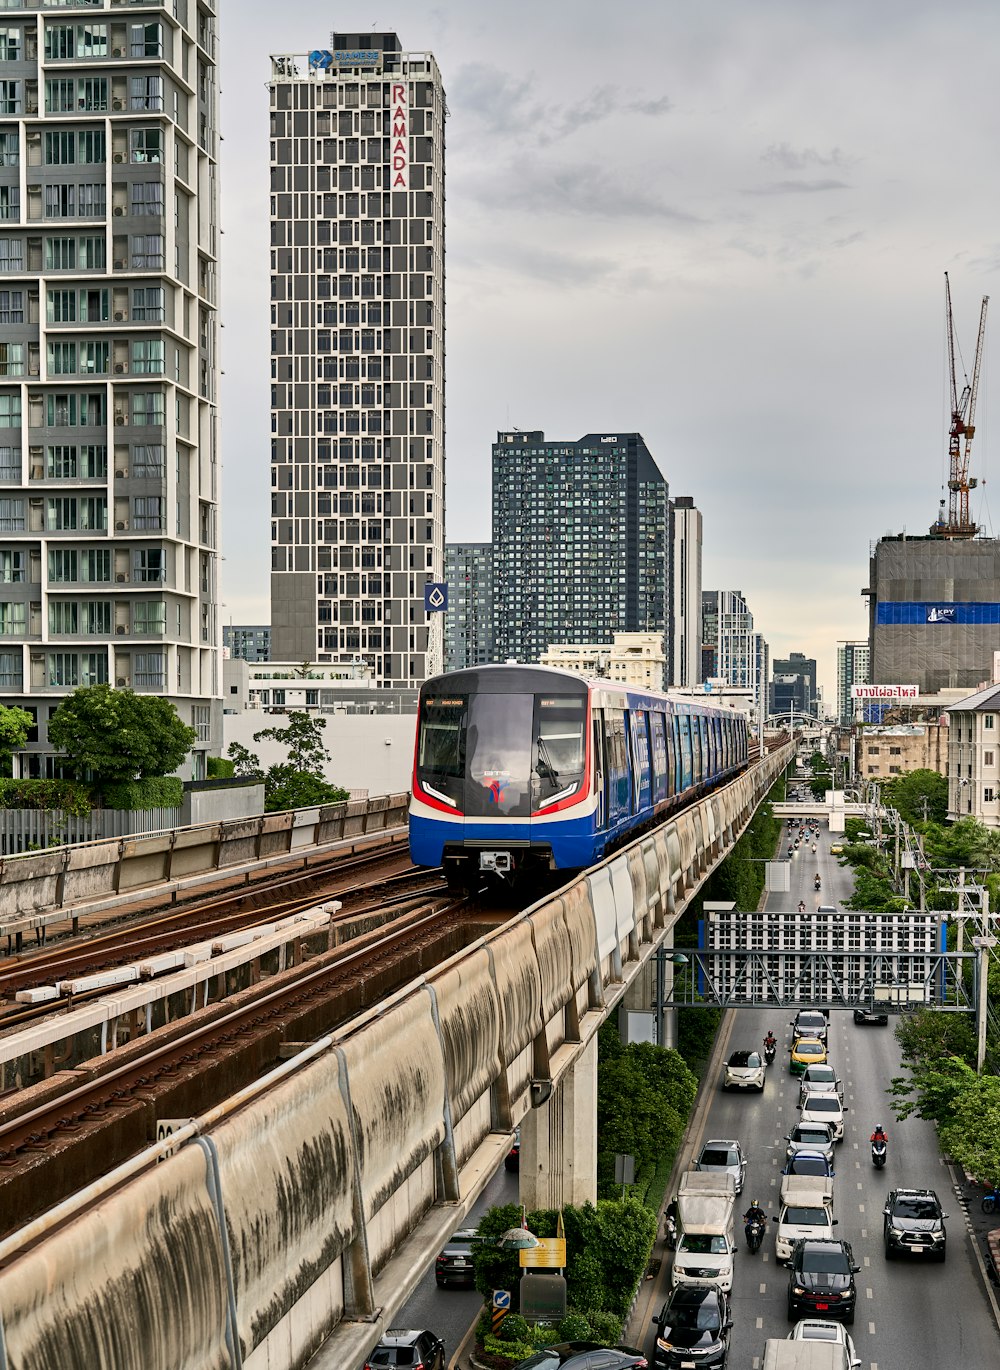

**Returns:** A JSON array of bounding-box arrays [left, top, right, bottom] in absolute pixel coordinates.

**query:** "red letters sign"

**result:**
[[390, 81, 408, 190]]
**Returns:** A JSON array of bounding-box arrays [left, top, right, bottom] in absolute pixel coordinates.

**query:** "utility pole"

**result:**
[[973, 891, 995, 1074]]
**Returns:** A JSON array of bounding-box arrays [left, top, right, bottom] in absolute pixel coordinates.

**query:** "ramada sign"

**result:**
[[391, 82, 408, 189]]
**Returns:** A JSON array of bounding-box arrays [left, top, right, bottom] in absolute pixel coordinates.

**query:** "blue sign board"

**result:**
[[424, 582, 448, 613], [876, 602, 1000, 625], [308, 50, 333, 69], [492, 1289, 511, 1310]]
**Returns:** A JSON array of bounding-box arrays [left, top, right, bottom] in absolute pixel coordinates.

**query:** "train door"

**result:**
[[669, 714, 681, 798], [593, 709, 606, 833], [679, 715, 693, 791], [650, 711, 667, 804], [632, 710, 651, 813]]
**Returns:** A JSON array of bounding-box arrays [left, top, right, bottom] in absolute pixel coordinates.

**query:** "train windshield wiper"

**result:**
[[535, 735, 560, 790]]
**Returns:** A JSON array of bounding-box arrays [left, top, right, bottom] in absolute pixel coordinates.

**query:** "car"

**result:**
[[853, 1005, 889, 1026], [782, 1151, 835, 1180], [789, 1037, 828, 1076], [788, 1318, 861, 1370], [798, 1064, 844, 1105], [786, 1238, 860, 1325], [790, 1010, 829, 1044], [670, 1231, 737, 1293], [883, 1188, 948, 1261], [817, 904, 838, 914], [652, 1284, 732, 1369], [785, 1123, 836, 1165], [694, 1138, 747, 1194], [364, 1328, 446, 1369], [830, 844, 844, 855], [723, 1049, 766, 1091], [505, 1127, 521, 1171], [798, 1092, 847, 1142], [515, 1344, 649, 1369], [434, 1226, 480, 1288]]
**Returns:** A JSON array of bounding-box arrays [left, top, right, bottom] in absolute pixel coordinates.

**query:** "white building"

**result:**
[[0, 1, 221, 779], [540, 632, 667, 691], [837, 641, 870, 724], [670, 495, 702, 688], [945, 683, 1000, 826], [268, 34, 446, 689]]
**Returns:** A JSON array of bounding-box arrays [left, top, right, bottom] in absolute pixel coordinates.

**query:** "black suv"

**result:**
[[652, 1284, 731, 1368], [364, 1329, 445, 1369], [791, 1009, 829, 1044], [883, 1188, 948, 1261], [434, 1226, 479, 1288], [787, 1238, 860, 1325]]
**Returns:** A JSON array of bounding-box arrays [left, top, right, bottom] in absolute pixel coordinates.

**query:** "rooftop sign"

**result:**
[[851, 684, 918, 700], [309, 49, 383, 70]]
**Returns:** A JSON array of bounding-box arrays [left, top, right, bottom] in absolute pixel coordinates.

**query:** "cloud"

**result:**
[[761, 142, 852, 170], [743, 179, 852, 195]]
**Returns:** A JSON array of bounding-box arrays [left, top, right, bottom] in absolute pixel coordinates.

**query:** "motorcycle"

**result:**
[[764, 1042, 777, 1066], [814, 875, 822, 891], [982, 1187, 1000, 1215], [871, 1138, 887, 1170], [745, 1217, 765, 1253]]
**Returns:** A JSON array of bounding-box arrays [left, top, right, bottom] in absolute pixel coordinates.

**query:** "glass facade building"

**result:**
[[268, 33, 446, 689], [491, 430, 670, 681], [444, 541, 491, 672], [0, 0, 221, 778]]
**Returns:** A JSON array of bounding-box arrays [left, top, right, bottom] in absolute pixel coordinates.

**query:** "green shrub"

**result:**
[[206, 756, 235, 779], [557, 1312, 591, 1341], [481, 1334, 534, 1363], [0, 778, 92, 818], [497, 1314, 530, 1344], [100, 777, 184, 811], [586, 1310, 623, 1345]]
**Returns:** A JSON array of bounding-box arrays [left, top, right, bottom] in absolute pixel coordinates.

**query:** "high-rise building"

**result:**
[[866, 535, 1000, 694], [444, 541, 491, 672], [702, 590, 769, 718], [491, 430, 670, 677], [837, 640, 869, 723], [770, 651, 818, 720], [670, 496, 702, 688], [0, 1, 221, 778], [268, 33, 446, 687], [223, 625, 271, 663]]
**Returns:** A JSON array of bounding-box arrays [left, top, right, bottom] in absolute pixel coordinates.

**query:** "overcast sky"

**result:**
[[219, 0, 1000, 703]]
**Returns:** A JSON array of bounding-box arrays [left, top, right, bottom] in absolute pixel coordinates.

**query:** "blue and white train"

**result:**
[[409, 663, 750, 885]]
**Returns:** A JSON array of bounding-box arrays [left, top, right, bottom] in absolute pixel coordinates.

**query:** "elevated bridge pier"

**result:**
[[520, 1033, 598, 1210]]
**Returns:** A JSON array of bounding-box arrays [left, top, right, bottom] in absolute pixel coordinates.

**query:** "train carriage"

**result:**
[[409, 664, 749, 886]]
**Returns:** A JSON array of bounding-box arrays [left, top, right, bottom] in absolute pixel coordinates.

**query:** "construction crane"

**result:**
[[931, 272, 988, 538]]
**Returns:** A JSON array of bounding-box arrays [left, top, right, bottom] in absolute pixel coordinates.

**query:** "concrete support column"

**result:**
[[519, 1036, 597, 1211]]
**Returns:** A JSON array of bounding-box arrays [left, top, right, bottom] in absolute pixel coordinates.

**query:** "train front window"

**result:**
[[417, 693, 467, 805], [465, 691, 533, 817], [532, 695, 587, 812]]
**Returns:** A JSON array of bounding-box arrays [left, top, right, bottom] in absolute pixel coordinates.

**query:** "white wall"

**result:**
[[222, 713, 416, 798]]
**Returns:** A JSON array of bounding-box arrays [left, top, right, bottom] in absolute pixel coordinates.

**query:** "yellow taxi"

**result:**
[[789, 1036, 828, 1076], [830, 844, 844, 855]]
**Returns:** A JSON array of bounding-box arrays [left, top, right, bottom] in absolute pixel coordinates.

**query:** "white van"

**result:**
[[773, 1177, 837, 1263]]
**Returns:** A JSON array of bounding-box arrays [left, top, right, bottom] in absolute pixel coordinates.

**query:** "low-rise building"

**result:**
[[856, 724, 948, 782], [539, 633, 666, 691], [945, 683, 1000, 825]]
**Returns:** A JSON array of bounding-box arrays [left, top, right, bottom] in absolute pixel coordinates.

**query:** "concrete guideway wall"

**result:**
[[0, 793, 409, 933], [0, 749, 791, 1370]]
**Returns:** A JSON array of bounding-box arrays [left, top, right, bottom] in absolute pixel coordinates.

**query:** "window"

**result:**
[[0, 237, 23, 269], [78, 77, 108, 113], [130, 233, 164, 269], [0, 446, 15, 480], [0, 393, 20, 427], [0, 601, 25, 635], [76, 25, 107, 60], [79, 495, 106, 530], [129, 75, 163, 111], [0, 289, 21, 326], [133, 599, 165, 633], [0, 184, 18, 220], [44, 25, 74, 62], [76, 182, 105, 217], [48, 341, 77, 374], [79, 288, 108, 322], [129, 22, 162, 58], [986, 715, 995, 730], [0, 342, 22, 376], [47, 288, 76, 323], [48, 600, 78, 635], [44, 184, 75, 218], [131, 443, 164, 476], [131, 391, 164, 426], [48, 547, 78, 582], [0, 129, 18, 167], [192, 704, 210, 743], [0, 495, 23, 530], [44, 130, 76, 164], [133, 495, 163, 529], [81, 548, 110, 583], [78, 130, 105, 164], [0, 548, 25, 582], [131, 286, 164, 322], [986, 787, 996, 804], [83, 600, 109, 635], [0, 27, 21, 62], [131, 339, 163, 374], [46, 444, 105, 479], [134, 650, 164, 688], [130, 180, 163, 216], [44, 79, 74, 114], [134, 547, 164, 582], [130, 127, 162, 163], [78, 340, 109, 374], [0, 79, 20, 115], [46, 496, 77, 530], [46, 392, 105, 427], [985, 751, 995, 768], [47, 652, 79, 687]]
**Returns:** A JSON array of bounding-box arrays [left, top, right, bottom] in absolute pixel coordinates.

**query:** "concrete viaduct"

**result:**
[[0, 745, 791, 1370]]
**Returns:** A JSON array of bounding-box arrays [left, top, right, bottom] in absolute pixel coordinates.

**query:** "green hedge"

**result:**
[[0, 778, 93, 817], [206, 756, 235, 779], [100, 777, 184, 811]]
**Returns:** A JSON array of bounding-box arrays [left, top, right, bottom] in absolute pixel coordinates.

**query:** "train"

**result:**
[[409, 663, 750, 885]]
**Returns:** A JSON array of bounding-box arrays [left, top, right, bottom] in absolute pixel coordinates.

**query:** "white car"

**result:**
[[723, 1049, 766, 1091], [694, 1139, 747, 1194], [788, 1318, 861, 1369], [670, 1231, 736, 1292], [799, 1091, 847, 1142], [798, 1063, 844, 1105]]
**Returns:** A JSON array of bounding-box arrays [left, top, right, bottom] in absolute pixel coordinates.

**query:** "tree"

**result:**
[[227, 741, 264, 779], [262, 764, 347, 811], [938, 1073, 1000, 1184], [254, 711, 331, 774], [0, 703, 32, 776], [880, 769, 948, 825], [894, 1006, 976, 1069], [47, 685, 196, 788], [226, 712, 348, 812]]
